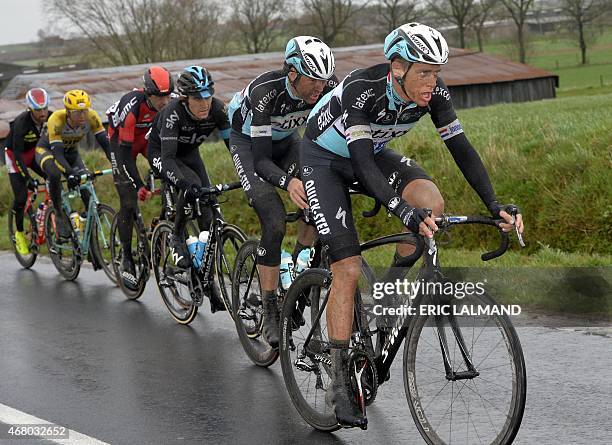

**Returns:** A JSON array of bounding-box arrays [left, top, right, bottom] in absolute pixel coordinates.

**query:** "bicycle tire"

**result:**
[[110, 212, 149, 300], [279, 268, 340, 432], [8, 207, 38, 269], [91, 203, 118, 284], [151, 221, 198, 324], [215, 223, 246, 319], [232, 239, 279, 367], [45, 206, 81, 281], [403, 290, 527, 445]]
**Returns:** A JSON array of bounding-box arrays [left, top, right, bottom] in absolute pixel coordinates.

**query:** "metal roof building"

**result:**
[[0, 45, 558, 140]]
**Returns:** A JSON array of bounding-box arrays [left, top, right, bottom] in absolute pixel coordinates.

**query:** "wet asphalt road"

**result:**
[[0, 253, 611, 445]]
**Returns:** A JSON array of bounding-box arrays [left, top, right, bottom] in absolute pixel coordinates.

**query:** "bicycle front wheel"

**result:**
[[91, 203, 118, 284], [215, 223, 246, 319], [404, 290, 526, 445], [151, 221, 198, 324], [45, 207, 81, 281], [232, 239, 279, 367], [8, 207, 38, 269]]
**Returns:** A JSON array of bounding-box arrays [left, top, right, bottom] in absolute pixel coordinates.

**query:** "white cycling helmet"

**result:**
[[384, 23, 449, 65], [284, 36, 335, 80]]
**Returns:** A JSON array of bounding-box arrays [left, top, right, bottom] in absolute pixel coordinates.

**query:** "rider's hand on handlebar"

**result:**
[[66, 173, 80, 189], [396, 203, 438, 238], [183, 183, 201, 203], [287, 178, 309, 210], [137, 186, 152, 202], [489, 202, 524, 234], [26, 177, 37, 192]]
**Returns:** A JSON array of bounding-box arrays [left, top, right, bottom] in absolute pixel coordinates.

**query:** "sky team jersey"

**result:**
[[305, 64, 463, 157], [106, 90, 157, 158], [227, 70, 338, 141], [43, 109, 105, 149]]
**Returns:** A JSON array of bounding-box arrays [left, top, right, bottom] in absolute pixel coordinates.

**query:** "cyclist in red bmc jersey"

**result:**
[[4, 88, 50, 255], [107, 66, 174, 290]]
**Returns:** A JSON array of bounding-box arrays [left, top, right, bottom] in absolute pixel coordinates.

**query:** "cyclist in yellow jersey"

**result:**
[[34, 89, 110, 239]]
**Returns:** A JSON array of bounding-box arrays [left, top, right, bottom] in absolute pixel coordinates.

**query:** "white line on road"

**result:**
[[0, 403, 110, 445]]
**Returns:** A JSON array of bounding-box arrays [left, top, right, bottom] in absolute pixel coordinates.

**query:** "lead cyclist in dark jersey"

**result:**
[[303, 22, 524, 427], [227, 36, 338, 348]]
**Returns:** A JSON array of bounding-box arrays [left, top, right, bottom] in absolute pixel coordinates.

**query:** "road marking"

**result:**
[[0, 403, 109, 445]]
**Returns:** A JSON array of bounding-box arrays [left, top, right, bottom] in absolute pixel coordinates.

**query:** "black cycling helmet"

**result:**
[[143, 66, 174, 96], [176, 66, 214, 98]]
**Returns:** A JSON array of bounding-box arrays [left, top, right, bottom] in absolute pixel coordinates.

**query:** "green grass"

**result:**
[[471, 30, 612, 91]]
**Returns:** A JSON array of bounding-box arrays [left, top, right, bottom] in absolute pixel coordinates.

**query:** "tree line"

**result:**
[[47, 0, 612, 66]]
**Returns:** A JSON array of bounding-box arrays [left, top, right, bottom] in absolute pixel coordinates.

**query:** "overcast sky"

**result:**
[[0, 0, 47, 46]]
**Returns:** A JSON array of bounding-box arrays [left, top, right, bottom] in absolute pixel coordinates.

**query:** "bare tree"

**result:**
[[428, 0, 477, 49], [561, 0, 606, 65], [302, 0, 371, 44], [469, 0, 499, 52], [375, 0, 420, 34], [232, 0, 287, 54], [499, 0, 535, 63], [48, 0, 223, 65]]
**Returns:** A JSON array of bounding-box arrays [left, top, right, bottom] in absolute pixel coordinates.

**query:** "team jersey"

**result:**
[[42, 108, 106, 149], [227, 70, 338, 141], [106, 90, 157, 158], [305, 64, 463, 157], [4, 110, 49, 175]]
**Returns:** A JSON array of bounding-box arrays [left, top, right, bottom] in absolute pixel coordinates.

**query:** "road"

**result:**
[[0, 253, 610, 444]]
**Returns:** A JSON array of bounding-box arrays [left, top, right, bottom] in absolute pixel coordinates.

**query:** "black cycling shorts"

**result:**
[[300, 137, 431, 264]]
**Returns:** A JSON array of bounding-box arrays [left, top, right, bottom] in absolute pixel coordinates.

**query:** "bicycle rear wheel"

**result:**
[[111, 212, 149, 300], [404, 290, 527, 445], [279, 268, 339, 432], [8, 207, 38, 269], [215, 224, 246, 319], [151, 221, 198, 324], [232, 239, 279, 367], [45, 207, 81, 281], [91, 203, 118, 284]]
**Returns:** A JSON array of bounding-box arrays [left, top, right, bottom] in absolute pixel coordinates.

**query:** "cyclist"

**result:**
[[34, 89, 110, 240], [302, 23, 524, 427], [5, 88, 50, 255], [147, 65, 230, 312], [107, 66, 174, 291], [227, 36, 338, 348]]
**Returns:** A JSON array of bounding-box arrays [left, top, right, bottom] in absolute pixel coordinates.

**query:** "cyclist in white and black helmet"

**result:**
[[303, 23, 524, 428], [227, 36, 338, 349]]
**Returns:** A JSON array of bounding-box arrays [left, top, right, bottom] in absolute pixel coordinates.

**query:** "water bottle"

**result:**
[[280, 250, 294, 290], [69, 211, 81, 234], [294, 248, 312, 277], [195, 230, 209, 268], [186, 236, 199, 268], [35, 203, 46, 244]]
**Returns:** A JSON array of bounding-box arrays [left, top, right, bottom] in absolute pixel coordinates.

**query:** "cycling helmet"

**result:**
[[144, 66, 174, 96], [63, 89, 91, 110], [176, 66, 214, 98], [284, 36, 335, 80], [384, 23, 449, 65], [26, 88, 49, 110]]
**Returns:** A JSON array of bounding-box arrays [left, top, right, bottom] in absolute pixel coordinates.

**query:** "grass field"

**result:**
[[470, 30, 612, 92]]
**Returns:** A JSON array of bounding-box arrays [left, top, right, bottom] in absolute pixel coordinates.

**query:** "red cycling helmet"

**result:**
[[26, 88, 49, 110], [143, 66, 174, 96]]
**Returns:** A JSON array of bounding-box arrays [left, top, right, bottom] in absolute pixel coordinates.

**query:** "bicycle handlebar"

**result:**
[[198, 181, 242, 198]]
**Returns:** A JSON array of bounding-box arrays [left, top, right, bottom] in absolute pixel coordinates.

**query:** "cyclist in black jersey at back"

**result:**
[[147, 65, 231, 312], [227, 36, 338, 349], [302, 23, 525, 428], [4, 88, 50, 256]]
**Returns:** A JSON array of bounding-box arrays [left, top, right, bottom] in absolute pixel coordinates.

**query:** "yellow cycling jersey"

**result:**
[[45, 109, 105, 149]]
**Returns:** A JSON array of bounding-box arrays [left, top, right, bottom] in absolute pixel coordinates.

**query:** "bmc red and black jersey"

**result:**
[[106, 90, 157, 158]]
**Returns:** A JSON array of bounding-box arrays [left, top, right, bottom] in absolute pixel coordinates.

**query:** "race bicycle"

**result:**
[[45, 169, 116, 282], [151, 181, 246, 324], [8, 179, 51, 269], [279, 211, 527, 444]]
